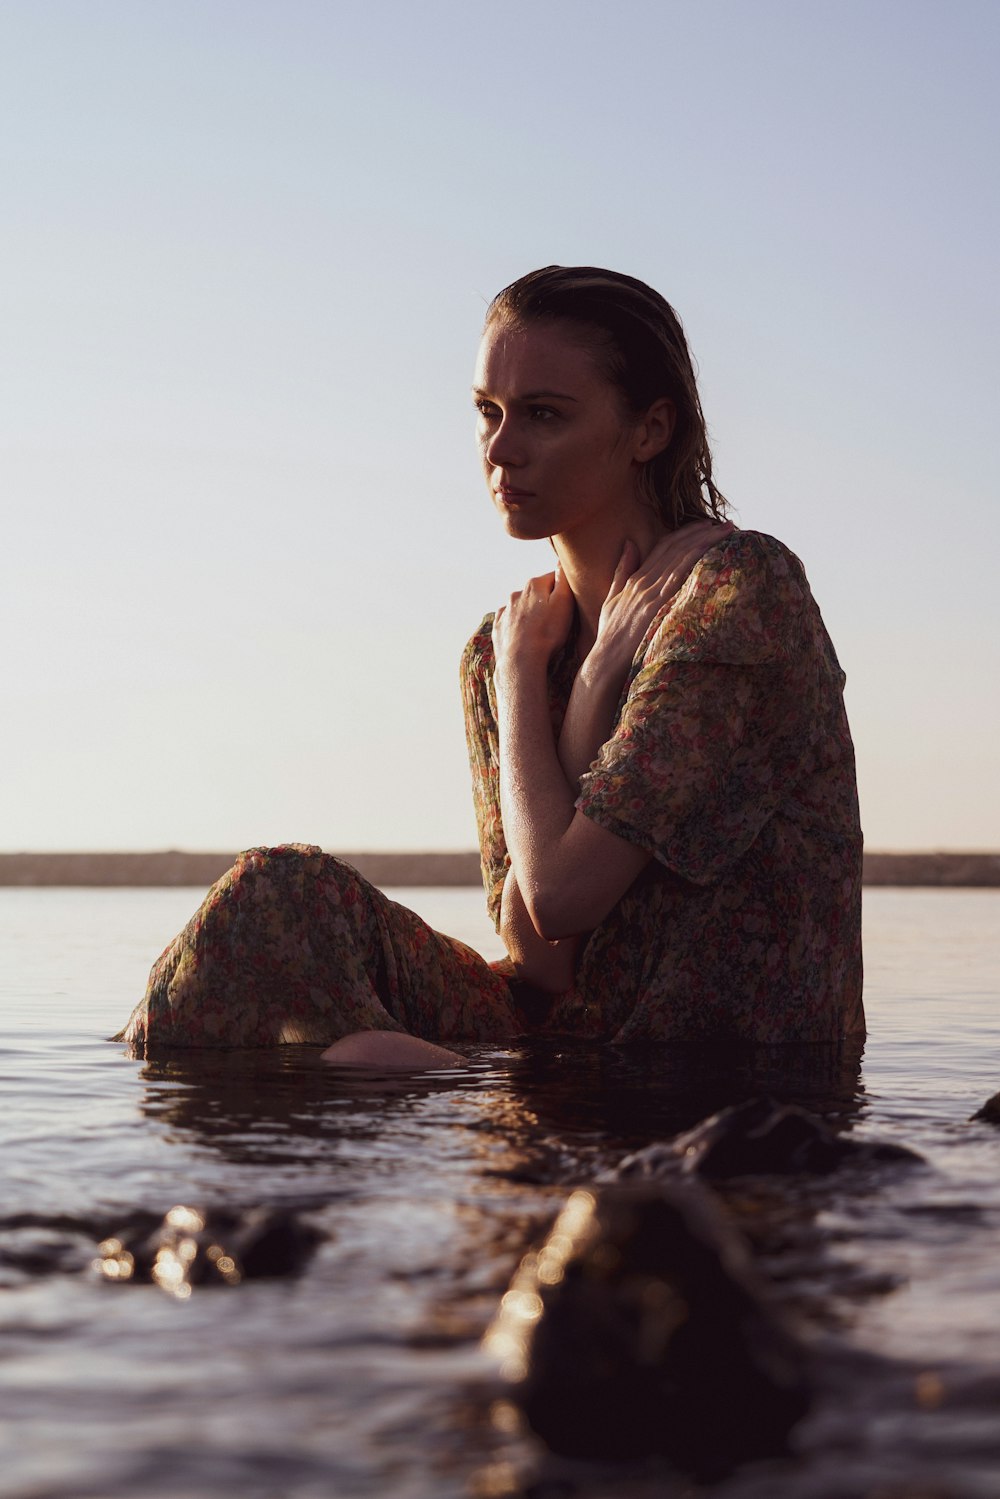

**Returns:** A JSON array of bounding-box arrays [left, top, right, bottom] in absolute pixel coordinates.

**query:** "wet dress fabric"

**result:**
[[464, 530, 864, 1046], [116, 529, 864, 1053], [115, 846, 520, 1051]]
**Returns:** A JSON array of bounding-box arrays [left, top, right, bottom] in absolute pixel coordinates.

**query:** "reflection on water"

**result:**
[[134, 1039, 864, 1168], [0, 887, 998, 1498]]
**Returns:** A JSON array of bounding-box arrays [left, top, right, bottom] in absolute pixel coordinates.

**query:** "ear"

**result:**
[[632, 397, 675, 462]]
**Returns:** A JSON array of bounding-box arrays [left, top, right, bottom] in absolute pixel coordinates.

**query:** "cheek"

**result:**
[[566, 435, 615, 481]]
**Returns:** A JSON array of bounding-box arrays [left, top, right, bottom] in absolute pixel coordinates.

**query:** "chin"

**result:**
[[499, 512, 551, 543]]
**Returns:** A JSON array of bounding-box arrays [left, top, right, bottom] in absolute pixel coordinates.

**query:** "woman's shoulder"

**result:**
[[702, 527, 808, 586], [653, 528, 814, 664]]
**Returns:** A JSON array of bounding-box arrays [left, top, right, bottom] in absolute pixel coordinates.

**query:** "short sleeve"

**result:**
[[460, 616, 509, 929], [576, 532, 828, 886]]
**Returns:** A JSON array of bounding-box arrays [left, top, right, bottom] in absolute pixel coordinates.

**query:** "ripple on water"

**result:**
[[0, 886, 998, 1498]]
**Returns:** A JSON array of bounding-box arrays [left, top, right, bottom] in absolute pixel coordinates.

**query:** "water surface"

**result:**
[[2, 886, 998, 1498]]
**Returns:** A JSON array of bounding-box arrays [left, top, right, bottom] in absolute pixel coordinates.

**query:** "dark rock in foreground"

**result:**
[[971, 1091, 1000, 1124], [485, 1181, 809, 1472], [95, 1205, 320, 1295], [615, 1097, 923, 1182]]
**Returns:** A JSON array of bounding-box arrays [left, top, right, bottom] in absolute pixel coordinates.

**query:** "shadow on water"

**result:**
[[498, 1037, 865, 1142], [128, 1041, 870, 1316], [133, 1037, 866, 1169]]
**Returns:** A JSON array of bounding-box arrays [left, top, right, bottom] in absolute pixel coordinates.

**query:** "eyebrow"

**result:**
[[471, 387, 579, 402]]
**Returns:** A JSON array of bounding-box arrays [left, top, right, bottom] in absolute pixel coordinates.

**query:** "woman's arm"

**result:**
[[498, 865, 580, 992], [559, 528, 730, 788], [496, 637, 649, 939], [461, 619, 580, 991], [495, 525, 731, 939]]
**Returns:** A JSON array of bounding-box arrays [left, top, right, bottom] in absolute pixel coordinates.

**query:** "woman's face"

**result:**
[[473, 318, 653, 548]]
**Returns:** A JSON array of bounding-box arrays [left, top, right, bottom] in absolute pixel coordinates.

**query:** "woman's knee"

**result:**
[[320, 1030, 465, 1069], [225, 844, 367, 907]]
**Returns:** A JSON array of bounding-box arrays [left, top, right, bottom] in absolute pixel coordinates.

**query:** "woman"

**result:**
[[116, 266, 864, 1062]]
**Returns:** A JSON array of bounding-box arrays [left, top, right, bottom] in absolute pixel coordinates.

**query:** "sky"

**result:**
[[2, 0, 998, 853]]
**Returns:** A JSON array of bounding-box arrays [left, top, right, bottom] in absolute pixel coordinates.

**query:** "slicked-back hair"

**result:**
[[486, 266, 727, 530]]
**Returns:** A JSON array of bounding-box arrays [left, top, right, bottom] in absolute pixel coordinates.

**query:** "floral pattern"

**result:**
[[117, 529, 863, 1053], [115, 844, 519, 1052], [461, 530, 865, 1044]]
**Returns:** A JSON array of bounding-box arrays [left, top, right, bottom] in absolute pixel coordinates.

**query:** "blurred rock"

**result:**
[[95, 1204, 320, 1295], [484, 1181, 809, 1471], [971, 1091, 1000, 1124], [615, 1097, 922, 1181]]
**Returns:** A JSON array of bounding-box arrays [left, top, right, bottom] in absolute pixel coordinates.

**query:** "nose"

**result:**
[[484, 413, 524, 470]]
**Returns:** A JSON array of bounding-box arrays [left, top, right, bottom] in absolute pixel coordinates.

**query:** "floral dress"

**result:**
[[461, 529, 864, 1045], [115, 844, 519, 1052], [116, 528, 863, 1053]]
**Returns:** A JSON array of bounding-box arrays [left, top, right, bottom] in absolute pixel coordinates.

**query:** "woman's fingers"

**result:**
[[661, 539, 713, 588], [606, 538, 639, 602], [637, 521, 733, 592], [648, 519, 730, 567], [517, 570, 556, 600], [494, 567, 574, 667], [590, 521, 734, 672], [654, 521, 734, 602]]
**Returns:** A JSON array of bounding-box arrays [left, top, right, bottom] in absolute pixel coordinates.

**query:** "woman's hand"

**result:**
[[555, 520, 733, 789], [492, 563, 574, 686], [592, 520, 734, 678]]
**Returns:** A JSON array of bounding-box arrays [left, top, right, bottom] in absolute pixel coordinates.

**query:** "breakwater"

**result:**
[[1, 850, 998, 886]]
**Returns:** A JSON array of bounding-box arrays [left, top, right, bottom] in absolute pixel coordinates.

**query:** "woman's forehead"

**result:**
[[473, 319, 605, 396]]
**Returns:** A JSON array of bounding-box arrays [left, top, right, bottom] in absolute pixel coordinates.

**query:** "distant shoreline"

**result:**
[[1, 850, 998, 888]]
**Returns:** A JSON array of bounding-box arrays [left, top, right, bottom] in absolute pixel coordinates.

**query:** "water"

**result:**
[[1, 886, 998, 1498]]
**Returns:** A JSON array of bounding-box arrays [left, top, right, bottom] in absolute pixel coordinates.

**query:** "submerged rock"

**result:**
[[95, 1205, 320, 1296], [615, 1097, 922, 1182], [971, 1091, 1000, 1124], [484, 1181, 809, 1471]]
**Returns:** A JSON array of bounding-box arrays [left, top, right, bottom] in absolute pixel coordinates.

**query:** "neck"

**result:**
[[553, 509, 668, 658]]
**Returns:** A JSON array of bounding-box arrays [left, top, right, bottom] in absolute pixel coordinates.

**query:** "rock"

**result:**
[[94, 1204, 320, 1295], [615, 1097, 922, 1181], [484, 1181, 809, 1471], [971, 1091, 1000, 1124]]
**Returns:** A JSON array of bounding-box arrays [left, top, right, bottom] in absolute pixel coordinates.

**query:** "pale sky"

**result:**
[[2, 0, 998, 853]]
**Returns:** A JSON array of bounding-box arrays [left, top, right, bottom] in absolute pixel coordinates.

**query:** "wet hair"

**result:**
[[486, 265, 727, 530]]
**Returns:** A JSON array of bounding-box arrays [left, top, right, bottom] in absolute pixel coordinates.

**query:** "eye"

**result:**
[[528, 406, 559, 422], [474, 398, 501, 421]]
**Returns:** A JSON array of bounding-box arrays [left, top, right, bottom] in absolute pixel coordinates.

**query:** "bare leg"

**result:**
[[320, 1031, 465, 1068]]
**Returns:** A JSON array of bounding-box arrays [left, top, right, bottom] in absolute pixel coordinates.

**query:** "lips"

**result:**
[[494, 484, 534, 503]]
